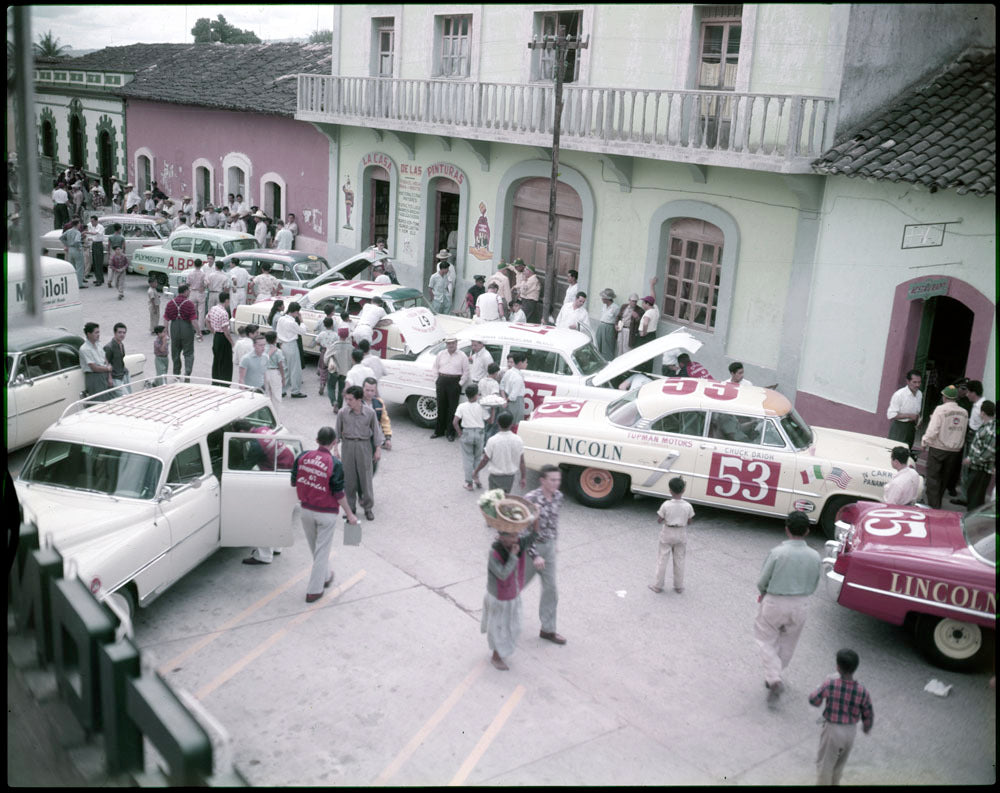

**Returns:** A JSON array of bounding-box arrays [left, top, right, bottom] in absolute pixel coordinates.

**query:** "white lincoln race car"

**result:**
[[518, 377, 900, 537], [377, 324, 701, 429]]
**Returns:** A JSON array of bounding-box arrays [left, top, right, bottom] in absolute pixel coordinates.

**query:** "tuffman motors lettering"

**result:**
[[889, 572, 996, 615], [546, 436, 623, 462]]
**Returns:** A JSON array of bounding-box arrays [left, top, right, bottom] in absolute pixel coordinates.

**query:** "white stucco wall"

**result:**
[[799, 178, 997, 411]]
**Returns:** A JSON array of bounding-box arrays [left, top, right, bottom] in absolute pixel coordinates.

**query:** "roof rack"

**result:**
[[57, 377, 259, 438]]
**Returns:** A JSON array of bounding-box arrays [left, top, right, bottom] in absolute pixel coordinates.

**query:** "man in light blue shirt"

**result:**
[[753, 510, 821, 705]]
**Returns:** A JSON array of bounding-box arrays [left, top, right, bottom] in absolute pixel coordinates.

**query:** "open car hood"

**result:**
[[391, 307, 447, 353], [590, 329, 703, 386]]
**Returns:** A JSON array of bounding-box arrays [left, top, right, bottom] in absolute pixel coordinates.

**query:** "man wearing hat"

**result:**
[[513, 259, 541, 323], [273, 219, 293, 249], [596, 288, 619, 359], [202, 204, 220, 228], [372, 260, 392, 285], [485, 261, 512, 308], [432, 336, 469, 441], [428, 254, 454, 314], [253, 210, 269, 247], [110, 177, 123, 213], [124, 183, 139, 213], [181, 195, 195, 222], [143, 190, 156, 215], [921, 385, 969, 508]]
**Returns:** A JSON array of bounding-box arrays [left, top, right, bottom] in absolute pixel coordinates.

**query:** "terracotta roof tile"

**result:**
[[813, 47, 995, 196], [51, 42, 332, 117]]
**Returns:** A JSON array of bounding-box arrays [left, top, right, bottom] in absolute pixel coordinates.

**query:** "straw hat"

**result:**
[[436, 249, 451, 260]]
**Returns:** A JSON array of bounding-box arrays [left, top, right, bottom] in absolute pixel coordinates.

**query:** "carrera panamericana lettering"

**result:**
[[546, 436, 623, 461], [889, 572, 996, 615]]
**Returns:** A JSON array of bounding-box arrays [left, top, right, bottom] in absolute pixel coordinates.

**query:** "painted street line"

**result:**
[[374, 658, 488, 784], [448, 684, 527, 786], [195, 569, 366, 700]]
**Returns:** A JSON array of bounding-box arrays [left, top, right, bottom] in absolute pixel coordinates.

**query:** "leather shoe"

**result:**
[[539, 630, 567, 645], [291, 393, 308, 399], [273, 550, 281, 555], [324, 573, 334, 588], [364, 510, 375, 521], [950, 498, 968, 506], [242, 557, 268, 565], [305, 591, 324, 603], [430, 433, 444, 439], [447, 434, 456, 442]]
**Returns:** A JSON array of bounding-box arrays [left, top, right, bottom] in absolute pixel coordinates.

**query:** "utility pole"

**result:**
[[528, 25, 588, 323]]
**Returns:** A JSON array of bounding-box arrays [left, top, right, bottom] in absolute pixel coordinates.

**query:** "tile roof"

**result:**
[[52, 42, 332, 117], [813, 48, 995, 197]]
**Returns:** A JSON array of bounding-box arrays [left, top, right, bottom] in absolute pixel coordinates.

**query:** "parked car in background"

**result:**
[[40, 214, 172, 273], [6, 326, 145, 451], [130, 228, 256, 285], [168, 249, 338, 300], [518, 377, 898, 532], [377, 325, 700, 429], [233, 280, 471, 360], [822, 500, 996, 671], [15, 380, 302, 620]]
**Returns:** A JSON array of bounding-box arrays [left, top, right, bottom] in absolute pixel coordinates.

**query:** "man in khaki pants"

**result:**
[[753, 511, 821, 705]]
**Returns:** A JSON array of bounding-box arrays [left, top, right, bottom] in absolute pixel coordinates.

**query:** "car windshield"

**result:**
[[153, 220, 172, 238], [606, 389, 642, 428], [962, 501, 996, 564], [388, 293, 433, 312], [294, 259, 328, 279], [21, 440, 162, 500], [572, 342, 607, 376], [223, 239, 258, 256], [780, 407, 814, 450]]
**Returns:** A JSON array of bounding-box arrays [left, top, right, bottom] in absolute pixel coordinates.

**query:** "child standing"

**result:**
[[808, 649, 874, 785], [152, 324, 169, 386], [231, 324, 256, 385], [453, 385, 485, 491], [313, 317, 339, 396], [108, 241, 129, 300], [325, 327, 354, 411], [481, 526, 535, 671], [263, 330, 285, 418], [648, 476, 694, 594], [147, 275, 163, 333]]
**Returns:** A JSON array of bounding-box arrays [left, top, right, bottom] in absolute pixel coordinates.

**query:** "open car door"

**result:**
[[220, 432, 304, 548]]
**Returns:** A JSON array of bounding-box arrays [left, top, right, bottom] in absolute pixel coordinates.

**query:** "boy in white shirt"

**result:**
[[648, 477, 695, 595], [453, 385, 486, 491]]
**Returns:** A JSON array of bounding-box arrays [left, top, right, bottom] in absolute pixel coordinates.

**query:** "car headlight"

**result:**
[[834, 520, 853, 543]]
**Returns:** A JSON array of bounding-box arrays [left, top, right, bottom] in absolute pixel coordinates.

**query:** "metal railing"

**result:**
[[297, 74, 835, 161]]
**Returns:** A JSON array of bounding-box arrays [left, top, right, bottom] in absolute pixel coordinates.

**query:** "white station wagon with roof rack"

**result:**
[[14, 378, 304, 619], [377, 324, 702, 428]]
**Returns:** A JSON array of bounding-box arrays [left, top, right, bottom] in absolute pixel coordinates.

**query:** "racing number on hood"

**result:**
[[708, 452, 780, 506]]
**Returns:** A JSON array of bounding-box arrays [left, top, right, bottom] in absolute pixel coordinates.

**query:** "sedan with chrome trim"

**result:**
[[518, 377, 899, 535], [821, 500, 995, 671]]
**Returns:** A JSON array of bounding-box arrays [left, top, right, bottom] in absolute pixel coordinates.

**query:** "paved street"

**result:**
[[8, 269, 996, 786]]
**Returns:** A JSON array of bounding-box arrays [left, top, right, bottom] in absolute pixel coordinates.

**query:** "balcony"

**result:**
[[297, 74, 835, 173]]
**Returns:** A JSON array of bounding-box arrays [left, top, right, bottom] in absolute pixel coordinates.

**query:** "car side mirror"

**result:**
[[158, 485, 175, 501], [15, 373, 31, 385]]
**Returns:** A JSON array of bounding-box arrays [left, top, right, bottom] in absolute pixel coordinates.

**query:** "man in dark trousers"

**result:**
[[205, 291, 235, 385], [162, 283, 198, 379]]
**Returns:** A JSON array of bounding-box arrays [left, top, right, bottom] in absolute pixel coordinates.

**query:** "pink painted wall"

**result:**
[[125, 99, 329, 253], [796, 276, 995, 435]]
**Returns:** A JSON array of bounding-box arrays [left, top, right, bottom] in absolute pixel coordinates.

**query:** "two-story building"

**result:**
[[295, 3, 994, 433], [35, 42, 335, 253]]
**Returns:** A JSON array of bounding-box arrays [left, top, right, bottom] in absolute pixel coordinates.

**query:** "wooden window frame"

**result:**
[[438, 15, 471, 78], [662, 220, 723, 332]]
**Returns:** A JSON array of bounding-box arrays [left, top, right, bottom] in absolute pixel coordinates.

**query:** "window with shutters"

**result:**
[[661, 218, 724, 332], [437, 15, 471, 77]]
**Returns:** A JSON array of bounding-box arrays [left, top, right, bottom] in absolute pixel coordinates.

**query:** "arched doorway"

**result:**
[[137, 155, 151, 194], [41, 120, 55, 158], [510, 177, 582, 308], [915, 295, 974, 421], [98, 131, 113, 193], [432, 177, 460, 264], [364, 165, 390, 248], [69, 114, 84, 169]]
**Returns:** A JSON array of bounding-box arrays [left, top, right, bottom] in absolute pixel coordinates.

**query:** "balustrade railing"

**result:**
[[298, 74, 834, 161]]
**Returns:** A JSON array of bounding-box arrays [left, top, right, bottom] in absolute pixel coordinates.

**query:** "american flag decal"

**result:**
[[827, 467, 852, 489]]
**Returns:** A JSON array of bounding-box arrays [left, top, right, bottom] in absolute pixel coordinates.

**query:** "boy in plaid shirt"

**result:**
[[808, 648, 874, 785]]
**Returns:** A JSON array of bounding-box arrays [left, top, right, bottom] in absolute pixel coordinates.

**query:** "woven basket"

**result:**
[[482, 495, 537, 533]]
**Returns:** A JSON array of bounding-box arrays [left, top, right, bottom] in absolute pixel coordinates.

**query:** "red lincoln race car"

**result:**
[[822, 500, 996, 671]]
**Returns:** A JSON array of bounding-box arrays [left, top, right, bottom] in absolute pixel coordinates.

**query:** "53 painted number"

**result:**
[[861, 508, 927, 538], [662, 379, 739, 401], [533, 399, 585, 418], [708, 453, 780, 506]]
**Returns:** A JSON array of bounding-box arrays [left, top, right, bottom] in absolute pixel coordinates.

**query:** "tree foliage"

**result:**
[[191, 14, 261, 44], [308, 30, 333, 44], [34, 30, 69, 58]]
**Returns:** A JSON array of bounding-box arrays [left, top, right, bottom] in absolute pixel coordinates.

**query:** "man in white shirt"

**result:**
[[431, 337, 470, 441], [124, 183, 140, 213], [562, 269, 580, 306], [344, 348, 375, 389], [286, 213, 299, 244], [883, 446, 922, 505], [500, 352, 528, 429], [253, 211, 269, 247], [886, 369, 923, 449], [275, 302, 309, 398], [475, 282, 504, 322], [468, 339, 494, 383], [84, 215, 107, 286], [174, 214, 191, 232], [229, 260, 251, 309], [272, 220, 293, 249], [181, 196, 195, 221], [202, 205, 219, 228], [52, 182, 70, 228], [353, 297, 388, 346], [472, 411, 526, 494], [230, 212, 248, 234], [235, 193, 250, 217], [726, 361, 753, 387], [555, 292, 592, 335]]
